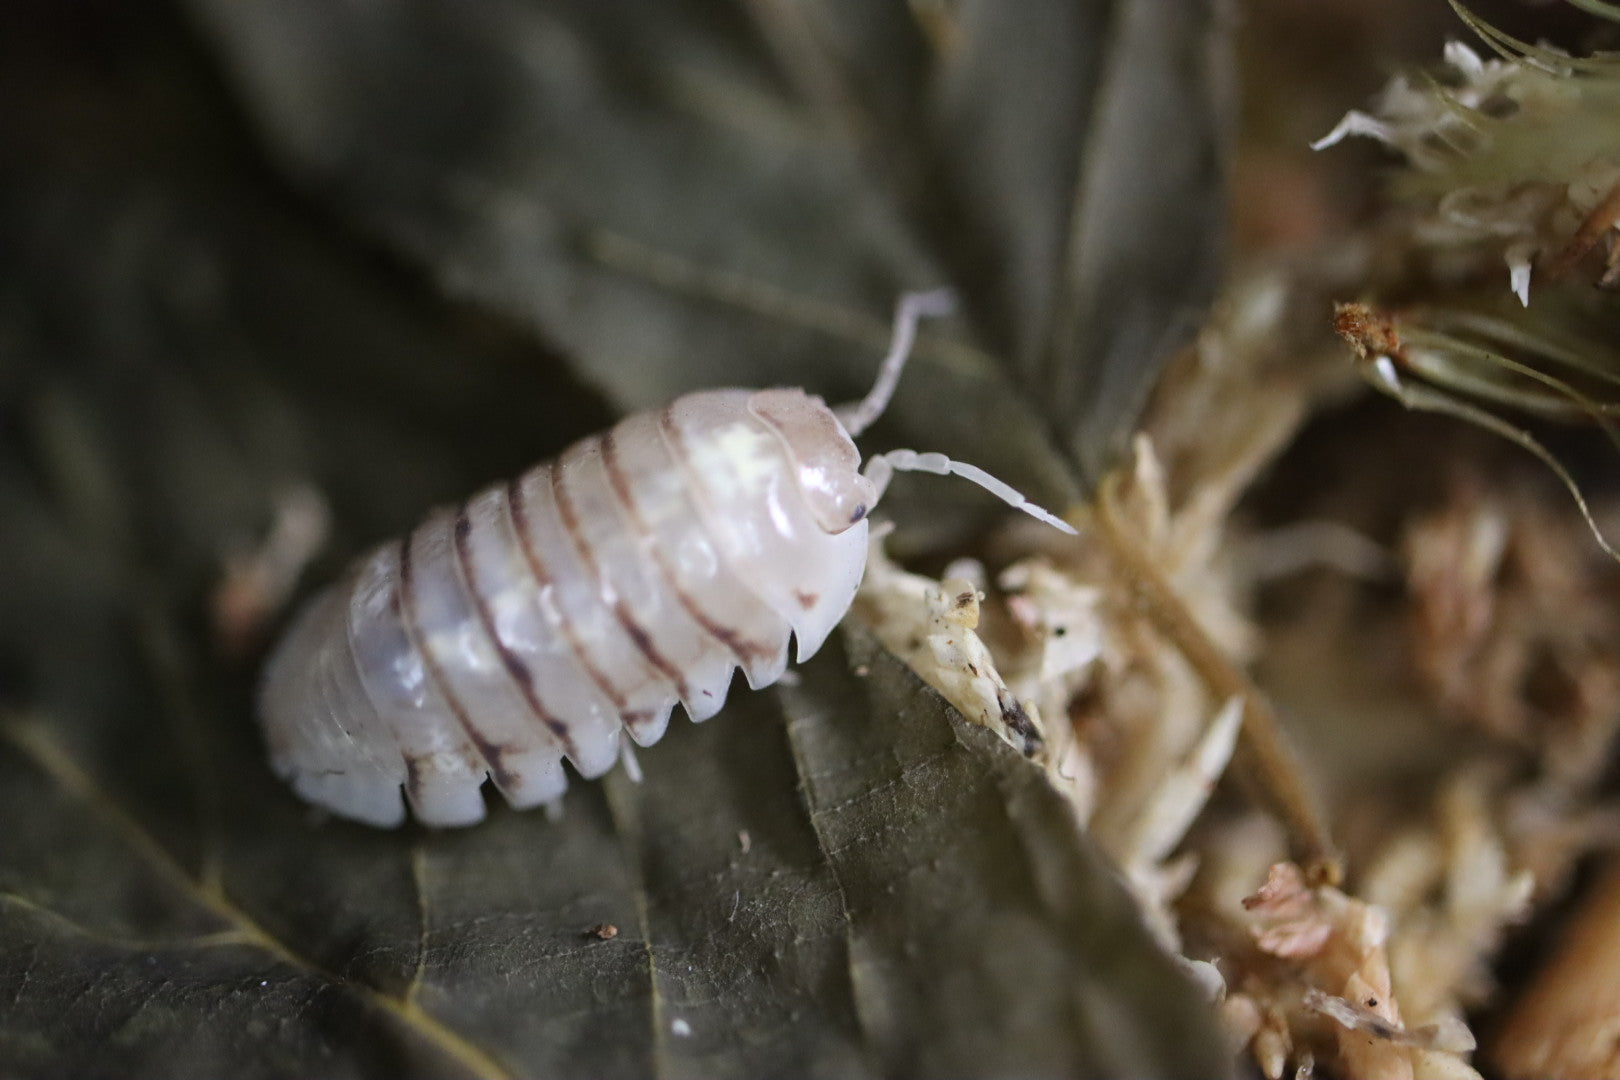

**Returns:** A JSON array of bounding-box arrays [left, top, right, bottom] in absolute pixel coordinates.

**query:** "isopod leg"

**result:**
[[619, 740, 643, 784]]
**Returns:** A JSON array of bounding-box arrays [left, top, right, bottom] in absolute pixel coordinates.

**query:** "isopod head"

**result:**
[[747, 387, 876, 532], [661, 386, 871, 665]]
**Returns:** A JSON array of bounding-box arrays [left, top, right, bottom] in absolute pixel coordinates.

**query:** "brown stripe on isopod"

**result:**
[[450, 505, 584, 764], [656, 403, 703, 504], [547, 450, 696, 713], [395, 533, 522, 799], [598, 430, 779, 670], [506, 473, 638, 719], [652, 400, 764, 574], [653, 402, 797, 643]]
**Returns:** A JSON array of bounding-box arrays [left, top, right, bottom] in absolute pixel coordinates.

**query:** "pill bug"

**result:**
[[259, 291, 1075, 827]]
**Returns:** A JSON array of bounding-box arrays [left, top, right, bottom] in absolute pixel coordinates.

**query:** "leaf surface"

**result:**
[[0, 4, 1233, 1077], [189, 0, 1229, 508]]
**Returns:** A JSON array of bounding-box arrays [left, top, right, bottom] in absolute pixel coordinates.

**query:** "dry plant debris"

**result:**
[[1491, 859, 1620, 1078], [853, 538, 1047, 761], [209, 483, 330, 657], [1315, 37, 1620, 304], [854, 211, 1620, 1074], [1404, 472, 1620, 780]]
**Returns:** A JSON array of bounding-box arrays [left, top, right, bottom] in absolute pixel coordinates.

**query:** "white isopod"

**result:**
[[259, 291, 1075, 827]]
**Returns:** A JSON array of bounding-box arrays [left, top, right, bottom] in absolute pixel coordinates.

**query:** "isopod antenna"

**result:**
[[865, 450, 1077, 535], [838, 289, 1077, 536], [833, 288, 958, 438]]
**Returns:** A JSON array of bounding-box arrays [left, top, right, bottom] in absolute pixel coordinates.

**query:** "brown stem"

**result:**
[[1547, 180, 1620, 283], [1095, 472, 1343, 887]]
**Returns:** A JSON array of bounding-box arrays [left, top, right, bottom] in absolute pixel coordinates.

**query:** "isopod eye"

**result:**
[[748, 388, 876, 534]]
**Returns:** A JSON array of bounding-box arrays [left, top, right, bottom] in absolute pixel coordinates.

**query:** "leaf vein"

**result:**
[[585, 229, 997, 379], [0, 891, 254, 953], [602, 775, 671, 1080], [0, 719, 516, 1080]]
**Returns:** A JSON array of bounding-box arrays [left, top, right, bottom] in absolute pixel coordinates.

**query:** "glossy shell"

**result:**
[[258, 387, 875, 827]]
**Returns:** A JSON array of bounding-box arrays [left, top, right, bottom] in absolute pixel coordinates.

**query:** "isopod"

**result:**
[[258, 291, 1075, 827]]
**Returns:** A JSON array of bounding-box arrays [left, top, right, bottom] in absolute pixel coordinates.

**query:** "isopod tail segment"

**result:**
[[833, 289, 1078, 538]]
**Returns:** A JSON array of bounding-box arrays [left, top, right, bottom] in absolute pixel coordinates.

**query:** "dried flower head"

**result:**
[[1317, 4, 1620, 305]]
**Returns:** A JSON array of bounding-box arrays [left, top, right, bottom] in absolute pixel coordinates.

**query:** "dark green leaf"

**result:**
[[0, 5, 1232, 1078], [188, 0, 1229, 503]]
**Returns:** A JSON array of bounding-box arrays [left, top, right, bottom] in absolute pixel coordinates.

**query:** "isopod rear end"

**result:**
[[258, 583, 413, 827]]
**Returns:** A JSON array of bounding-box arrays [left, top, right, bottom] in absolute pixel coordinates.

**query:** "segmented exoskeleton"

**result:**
[[259, 292, 1073, 827]]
